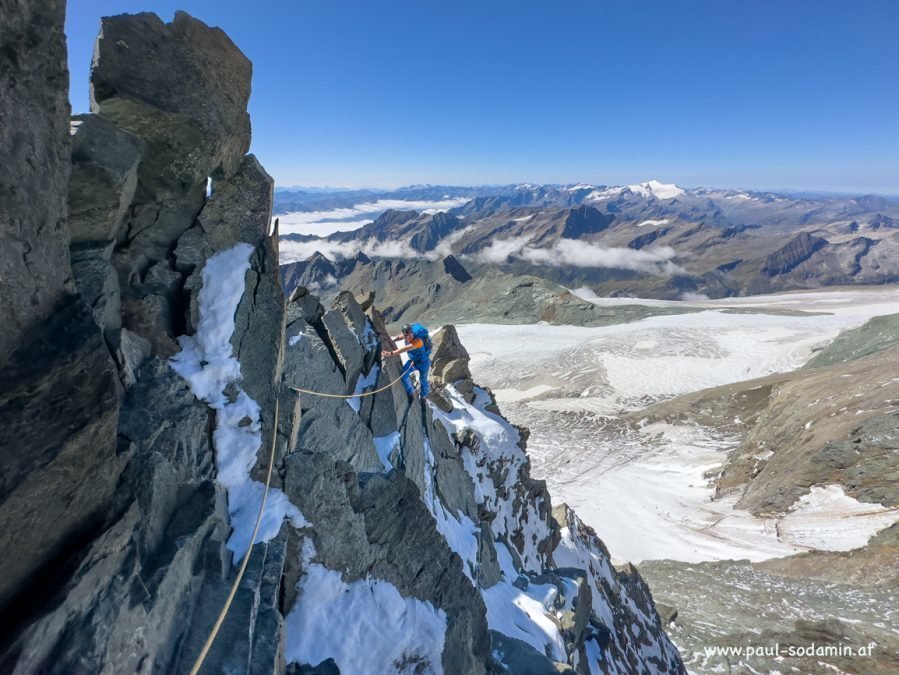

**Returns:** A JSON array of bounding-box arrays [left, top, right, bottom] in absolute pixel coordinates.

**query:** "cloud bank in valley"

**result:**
[[276, 197, 470, 237], [280, 238, 424, 264], [473, 237, 684, 275], [279, 225, 478, 266], [282, 233, 683, 276]]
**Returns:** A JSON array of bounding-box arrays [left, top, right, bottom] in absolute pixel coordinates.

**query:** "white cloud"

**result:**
[[275, 197, 470, 237], [680, 292, 710, 301], [279, 238, 425, 265], [281, 231, 684, 277], [277, 215, 375, 238], [280, 225, 477, 266], [473, 236, 534, 264], [472, 237, 684, 275], [432, 225, 476, 257], [280, 240, 357, 263], [306, 274, 337, 293]]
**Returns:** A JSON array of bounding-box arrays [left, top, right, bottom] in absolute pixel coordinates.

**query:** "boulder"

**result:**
[[68, 114, 143, 245], [426, 385, 454, 412], [320, 308, 367, 386], [430, 324, 473, 386]]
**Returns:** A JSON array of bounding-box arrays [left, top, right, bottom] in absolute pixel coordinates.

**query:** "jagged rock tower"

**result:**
[[0, 5, 685, 674]]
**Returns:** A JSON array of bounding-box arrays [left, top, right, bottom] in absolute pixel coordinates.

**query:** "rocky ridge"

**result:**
[[0, 7, 683, 674], [281, 252, 693, 329]]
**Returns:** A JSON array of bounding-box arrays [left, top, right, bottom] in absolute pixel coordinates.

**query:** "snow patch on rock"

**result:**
[[285, 561, 448, 675], [170, 243, 306, 562]]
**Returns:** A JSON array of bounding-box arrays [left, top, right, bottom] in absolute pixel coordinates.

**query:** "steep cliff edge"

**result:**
[[0, 7, 683, 674]]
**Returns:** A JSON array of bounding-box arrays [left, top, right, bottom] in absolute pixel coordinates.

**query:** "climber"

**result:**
[[382, 323, 432, 403]]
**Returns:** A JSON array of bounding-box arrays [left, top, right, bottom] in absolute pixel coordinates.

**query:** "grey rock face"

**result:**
[[116, 182, 207, 280], [182, 525, 290, 675], [0, 0, 74, 366], [232, 237, 286, 483], [90, 11, 252, 198], [761, 231, 829, 276], [4, 358, 227, 674], [197, 154, 275, 250], [1, 9, 281, 674], [0, 300, 120, 616]]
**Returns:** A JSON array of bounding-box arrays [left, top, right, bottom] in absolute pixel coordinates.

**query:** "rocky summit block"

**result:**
[[90, 11, 252, 198]]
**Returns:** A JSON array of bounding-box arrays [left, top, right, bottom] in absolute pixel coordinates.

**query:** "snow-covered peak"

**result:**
[[564, 183, 595, 192], [585, 180, 685, 202], [691, 186, 760, 202], [584, 185, 626, 201], [628, 180, 685, 200]]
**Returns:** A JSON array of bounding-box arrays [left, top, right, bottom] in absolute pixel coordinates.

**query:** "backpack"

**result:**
[[410, 323, 432, 357]]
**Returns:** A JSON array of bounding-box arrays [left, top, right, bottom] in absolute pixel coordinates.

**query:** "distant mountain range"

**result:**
[[276, 181, 899, 319]]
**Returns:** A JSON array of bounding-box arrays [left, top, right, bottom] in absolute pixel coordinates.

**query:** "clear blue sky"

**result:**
[[66, 0, 899, 193]]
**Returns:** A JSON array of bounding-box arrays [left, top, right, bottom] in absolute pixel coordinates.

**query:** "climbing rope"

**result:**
[[189, 396, 280, 675], [289, 370, 405, 398], [189, 362, 409, 672]]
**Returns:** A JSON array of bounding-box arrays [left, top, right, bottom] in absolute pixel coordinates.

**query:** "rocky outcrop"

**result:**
[[1, 9, 279, 673], [280, 251, 370, 296], [553, 506, 685, 674]]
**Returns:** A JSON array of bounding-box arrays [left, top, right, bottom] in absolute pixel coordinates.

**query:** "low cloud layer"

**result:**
[[280, 225, 477, 266], [276, 198, 470, 237], [473, 237, 684, 275], [280, 238, 423, 265], [281, 231, 683, 277]]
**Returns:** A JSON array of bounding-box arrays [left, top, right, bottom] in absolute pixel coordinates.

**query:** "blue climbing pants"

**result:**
[[401, 359, 430, 396]]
